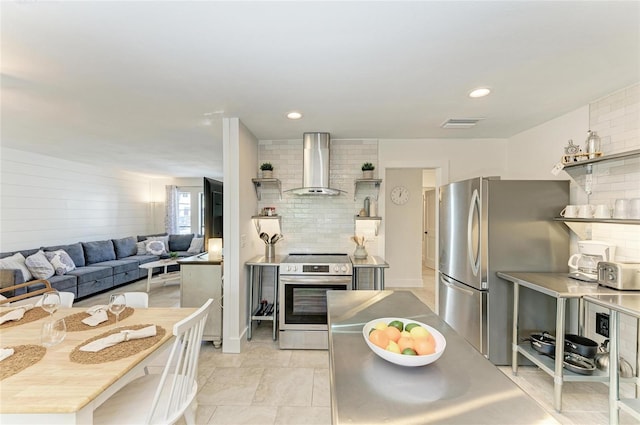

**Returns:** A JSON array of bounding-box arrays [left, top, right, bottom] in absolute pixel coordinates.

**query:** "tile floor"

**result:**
[[75, 270, 637, 424]]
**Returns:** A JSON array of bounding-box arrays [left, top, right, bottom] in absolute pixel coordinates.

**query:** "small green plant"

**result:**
[[362, 162, 375, 171], [260, 162, 273, 171], [169, 251, 179, 259]]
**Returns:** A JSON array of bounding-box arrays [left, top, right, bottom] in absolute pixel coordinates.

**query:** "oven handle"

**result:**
[[279, 275, 353, 285]]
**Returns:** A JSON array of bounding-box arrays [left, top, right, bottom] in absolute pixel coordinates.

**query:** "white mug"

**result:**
[[560, 205, 579, 218], [630, 198, 640, 219], [614, 199, 630, 219], [594, 204, 611, 219], [577, 204, 594, 219]]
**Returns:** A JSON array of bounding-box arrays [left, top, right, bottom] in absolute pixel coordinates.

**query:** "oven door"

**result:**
[[279, 275, 351, 331]]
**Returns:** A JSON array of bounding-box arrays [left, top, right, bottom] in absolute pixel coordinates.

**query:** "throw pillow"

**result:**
[[25, 250, 55, 280], [169, 234, 194, 252], [0, 252, 33, 282], [136, 241, 147, 255], [146, 240, 167, 256], [187, 237, 204, 254], [145, 235, 169, 248], [112, 236, 137, 259], [44, 250, 76, 276]]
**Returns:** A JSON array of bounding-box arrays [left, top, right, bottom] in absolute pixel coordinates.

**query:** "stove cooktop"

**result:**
[[283, 253, 350, 264]]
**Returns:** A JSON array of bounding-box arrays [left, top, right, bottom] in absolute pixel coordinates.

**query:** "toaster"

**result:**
[[598, 262, 640, 290]]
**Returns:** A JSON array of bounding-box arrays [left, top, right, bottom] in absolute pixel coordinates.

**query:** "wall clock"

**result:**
[[390, 186, 410, 205]]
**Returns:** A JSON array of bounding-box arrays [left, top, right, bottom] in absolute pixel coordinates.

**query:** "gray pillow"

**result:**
[[44, 250, 76, 275], [43, 243, 85, 267], [82, 240, 116, 264], [112, 236, 137, 259], [169, 234, 194, 252], [25, 250, 55, 280], [146, 240, 167, 255], [187, 237, 204, 254], [136, 241, 147, 255]]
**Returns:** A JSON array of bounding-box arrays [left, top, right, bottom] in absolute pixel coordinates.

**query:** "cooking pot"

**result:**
[[564, 334, 598, 359], [528, 332, 556, 357], [594, 340, 634, 378], [563, 352, 596, 375]]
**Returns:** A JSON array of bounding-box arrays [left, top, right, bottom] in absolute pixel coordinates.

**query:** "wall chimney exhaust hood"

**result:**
[[285, 132, 344, 196]]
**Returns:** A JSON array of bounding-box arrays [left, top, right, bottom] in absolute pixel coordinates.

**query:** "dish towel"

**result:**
[[80, 325, 157, 352], [0, 348, 14, 361], [82, 305, 109, 327], [0, 304, 34, 325]]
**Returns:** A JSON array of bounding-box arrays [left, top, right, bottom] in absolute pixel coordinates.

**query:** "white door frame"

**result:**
[[378, 159, 449, 315]]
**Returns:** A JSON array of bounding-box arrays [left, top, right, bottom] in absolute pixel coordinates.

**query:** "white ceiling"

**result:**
[[2, 1, 639, 178]]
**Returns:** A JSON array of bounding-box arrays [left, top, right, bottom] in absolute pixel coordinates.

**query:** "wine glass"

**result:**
[[41, 291, 61, 317], [41, 318, 66, 347], [109, 293, 126, 327]]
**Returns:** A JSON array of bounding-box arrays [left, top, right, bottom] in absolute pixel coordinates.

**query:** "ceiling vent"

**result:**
[[440, 118, 483, 129]]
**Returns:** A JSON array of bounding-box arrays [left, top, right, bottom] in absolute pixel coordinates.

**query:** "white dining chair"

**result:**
[[93, 298, 213, 425], [12, 291, 75, 308], [123, 291, 149, 308]]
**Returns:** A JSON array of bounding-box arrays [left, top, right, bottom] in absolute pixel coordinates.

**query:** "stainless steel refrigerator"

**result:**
[[438, 177, 570, 365]]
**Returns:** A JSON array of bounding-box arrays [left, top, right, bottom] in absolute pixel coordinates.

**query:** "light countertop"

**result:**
[[327, 290, 557, 424]]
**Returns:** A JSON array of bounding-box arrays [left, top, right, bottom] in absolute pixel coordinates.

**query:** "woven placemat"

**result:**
[[69, 324, 166, 364], [0, 307, 49, 329], [63, 307, 135, 332], [0, 344, 47, 381]]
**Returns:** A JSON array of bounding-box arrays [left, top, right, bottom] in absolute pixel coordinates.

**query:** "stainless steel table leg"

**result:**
[[248, 266, 254, 340], [273, 266, 278, 341], [609, 310, 620, 425], [378, 268, 385, 290], [512, 282, 519, 376], [352, 269, 358, 290], [553, 297, 566, 412]]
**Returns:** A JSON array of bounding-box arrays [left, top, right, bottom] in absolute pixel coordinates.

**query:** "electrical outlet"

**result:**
[[596, 312, 609, 338]]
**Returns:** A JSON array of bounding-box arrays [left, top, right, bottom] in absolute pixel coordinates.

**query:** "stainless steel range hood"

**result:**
[[286, 132, 344, 196]]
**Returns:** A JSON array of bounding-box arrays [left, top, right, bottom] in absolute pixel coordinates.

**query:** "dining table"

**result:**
[[0, 305, 196, 424]]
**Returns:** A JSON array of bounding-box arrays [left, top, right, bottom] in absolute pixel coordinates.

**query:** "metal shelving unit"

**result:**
[[252, 178, 282, 200], [353, 178, 382, 201]]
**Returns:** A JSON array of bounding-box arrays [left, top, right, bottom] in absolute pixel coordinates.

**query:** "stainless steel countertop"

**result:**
[[497, 272, 619, 298], [349, 255, 389, 268], [327, 290, 557, 424], [177, 253, 222, 265], [583, 293, 640, 319], [245, 255, 287, 266]]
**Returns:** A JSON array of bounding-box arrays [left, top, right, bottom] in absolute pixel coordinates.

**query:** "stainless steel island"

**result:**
[[327, 290, 557, 424]]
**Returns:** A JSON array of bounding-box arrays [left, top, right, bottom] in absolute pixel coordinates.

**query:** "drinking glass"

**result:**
[[41, 291, 61, 317], [109, 293, 126, 327], [41, 318, 66, 347]]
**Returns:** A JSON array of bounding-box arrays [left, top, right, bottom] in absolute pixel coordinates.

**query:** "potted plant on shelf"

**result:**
[[361, 162, 375, 179], [260, 162, 274, 178]]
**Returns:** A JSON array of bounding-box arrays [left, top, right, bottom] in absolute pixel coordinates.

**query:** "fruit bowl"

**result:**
[[362, 317, 446, 367]]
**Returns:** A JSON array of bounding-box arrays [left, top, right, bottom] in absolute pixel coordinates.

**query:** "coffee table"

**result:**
[[139, 259, 181, 292]]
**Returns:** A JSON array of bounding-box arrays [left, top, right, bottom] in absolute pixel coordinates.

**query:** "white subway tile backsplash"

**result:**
[[257, 138, 379, 254]]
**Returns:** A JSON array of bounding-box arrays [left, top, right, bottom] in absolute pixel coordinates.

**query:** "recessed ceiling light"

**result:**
[[287, 111, 303, 120], [469, 88, 491, 98]]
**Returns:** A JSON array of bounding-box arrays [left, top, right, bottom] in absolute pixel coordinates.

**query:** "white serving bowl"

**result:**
[[362, 317, 446, 367]]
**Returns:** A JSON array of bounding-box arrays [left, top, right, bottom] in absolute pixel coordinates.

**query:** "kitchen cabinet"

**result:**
[[498, 272, 619, 413], [179, 254, 223, 347], [252, 178, 282, 200]]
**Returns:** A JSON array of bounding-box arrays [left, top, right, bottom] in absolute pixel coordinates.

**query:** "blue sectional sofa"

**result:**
[[0, 233, 203, 300]]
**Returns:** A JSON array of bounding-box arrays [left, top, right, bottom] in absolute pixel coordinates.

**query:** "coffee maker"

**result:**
[[568, 240, 616, 282]]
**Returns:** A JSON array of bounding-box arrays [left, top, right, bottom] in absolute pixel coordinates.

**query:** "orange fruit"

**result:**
[[383, 326, 401, 343], [397, 336, 414, 352], [414, 337, 436, 355], [368, 329, 390, 349]]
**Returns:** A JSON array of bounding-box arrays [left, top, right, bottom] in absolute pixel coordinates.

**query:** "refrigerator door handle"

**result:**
[[467, 188, 481, 276], [441, 274, 475, 297]]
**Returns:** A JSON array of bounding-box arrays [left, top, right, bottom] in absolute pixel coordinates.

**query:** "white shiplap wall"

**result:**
[[257, 138, 379, 256], [0, 147, 153, 252]]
